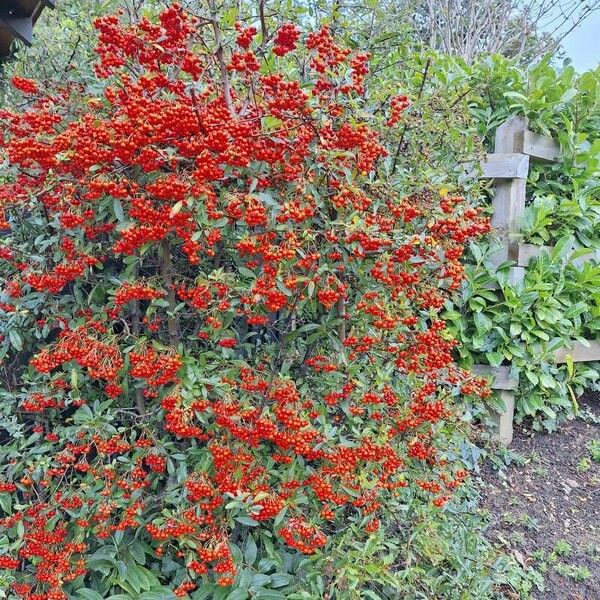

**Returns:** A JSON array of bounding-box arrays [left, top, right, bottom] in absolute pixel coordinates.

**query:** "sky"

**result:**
[[554, 9, 600, 71]]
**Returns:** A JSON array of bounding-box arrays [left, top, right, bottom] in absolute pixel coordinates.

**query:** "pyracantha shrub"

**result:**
[[0, 4, 491, 598]]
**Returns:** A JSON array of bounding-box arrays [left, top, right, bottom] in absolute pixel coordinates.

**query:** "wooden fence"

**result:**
[[473, 116, 600, 445]]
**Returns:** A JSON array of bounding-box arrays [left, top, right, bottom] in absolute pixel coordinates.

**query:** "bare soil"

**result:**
[[480, 392, 600, 600]]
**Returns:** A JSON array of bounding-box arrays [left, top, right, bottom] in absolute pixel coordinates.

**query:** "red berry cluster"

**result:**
[[30, 326, 123, 383], [387, 94, 410, 126], [273, 23, 300, 56], [10, 76, 38, 94], [235, 22, 257, 49], [278, 518, 327, 554], [110, 281, 165, 316], [130, 347, 182, 387]]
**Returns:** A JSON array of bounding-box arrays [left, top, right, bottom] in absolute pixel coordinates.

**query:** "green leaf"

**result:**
[[237, 567, 253, 590], [363, 592, 384, 600], [120, 563, 152, 592], [235, 516, 259, 526], [254, 590, 286, 600], [539, 373, 556, 389], [0, 492, 13, 514], [525, 371, 539, 385], [129, 541, 147, 565], [77, 590, 104, 600], [566, 354, 574, 378], [244, 535, 257, 565], [485, 352, 503, 367], [474, 312, 492, 333], [532, 330, 550, 341], [113, 198, 125, 222], [509, 322, 522, 336], [225, 590, 249, 600], [238, 267, 256, 279], [559, 88, 577, 104], [191, 584, 217, 600], [8, 330, 22, 351], [139, 592, 177, 600], [270, 573, 293, 588]]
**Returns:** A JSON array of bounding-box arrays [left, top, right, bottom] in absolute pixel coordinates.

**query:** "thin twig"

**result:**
[[391, 58, 431, 174], [160, 241, 180, 346], [208, 0, 234, 115]]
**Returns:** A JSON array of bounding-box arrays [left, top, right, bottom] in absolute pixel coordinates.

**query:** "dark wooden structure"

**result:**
[[0, 0, 54, 57]]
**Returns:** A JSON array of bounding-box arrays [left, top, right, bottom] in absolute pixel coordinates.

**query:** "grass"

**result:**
[[577, 456, 591, 473], [587, 439, 600, 463], [553, 563, 591, 582], [551, 540, 572, 558]]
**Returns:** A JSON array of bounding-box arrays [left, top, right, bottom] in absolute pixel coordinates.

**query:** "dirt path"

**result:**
[[480, 394, 600, 600]]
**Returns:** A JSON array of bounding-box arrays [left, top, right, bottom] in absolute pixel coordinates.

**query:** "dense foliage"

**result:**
[[0, 4, 497, 599], [445, 57, 600, 429], [337, 16, 600, 428]]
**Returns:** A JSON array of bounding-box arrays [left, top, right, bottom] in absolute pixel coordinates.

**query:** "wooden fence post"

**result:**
[[472, 365, 518, 445], [476, 116, 529, 444], [475, 116, 600, 444], [485, 115, 529, 286]]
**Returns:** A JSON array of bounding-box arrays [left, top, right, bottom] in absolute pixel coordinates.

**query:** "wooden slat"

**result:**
[[0, 27, 12, 55], [14, 0, 40, 14], [495, 115, 528, 154], [472, 365, 518, 390], [481, 153, 529, 179], [572, 248, 600, 267], [516, 243, 547, 266], [516, 243, 600, 267], [488, 117, 529, 269], [489, 178, 527, 265], [555, 341, 600, 363], [490, 390, 515, 446], [515, 129, 561, 162]]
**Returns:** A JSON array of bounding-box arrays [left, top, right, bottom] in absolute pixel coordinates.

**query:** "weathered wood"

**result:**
[[14, 0, 44, 13], [489, 178, 527, 266], [477, 117, 564, 448], [515, 129, 561, 162], [494, 115, 528, 152], [490, 178, 527, 237], [490, 390, 515, 446], [472, 365, 516, 444], [516, 243, 600, 267], [481, 153, 530, 179], [472, 365, 518, 390], [516, 243, 547, 266], [484, 266, 526, 289], [555, 340, 600, 363], [487, 117, 529, 268]]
